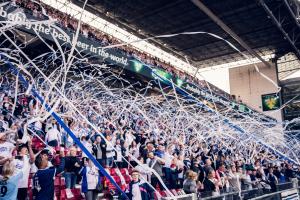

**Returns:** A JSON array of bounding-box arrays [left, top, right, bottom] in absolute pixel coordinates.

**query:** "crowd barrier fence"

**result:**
[[199, 179, 299, 200]]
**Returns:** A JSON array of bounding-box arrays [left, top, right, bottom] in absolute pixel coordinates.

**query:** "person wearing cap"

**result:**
[[127, 169, 154, 200], [32, 148, 65, 200]]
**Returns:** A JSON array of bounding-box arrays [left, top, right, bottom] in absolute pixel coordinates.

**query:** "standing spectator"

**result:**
[[45, 126, 61, 147], [32, 149, 65, 200], [92, 135, 104, 166], [170, 157, 183, 189], [105, 134, 115, 168], [203, 169, 221, 196], [114, 139, 123, 168], [162, 146, 173, 189], [177, 154, 185, 188], [228, 165, 241, 192], [0, 132, 15, 173], [134, 157, 152, 182], [241, 169, 252, 190], [81, 136, 92, 158], [215, 162, 229, 191], [284, 164, 295, 181], [129, 140, 140, 163], [64, 146, 81, 189], [266, 168, 278, 192], [141, 143, 154, 162], [0, 161, 24, 200], [147, 152, 165, 190], [79, 158, 100, 200], [127, 169, 154, 200], [16, 138, 35, 200], [183, 170, 198, 194], [120, 139, 129, 168]]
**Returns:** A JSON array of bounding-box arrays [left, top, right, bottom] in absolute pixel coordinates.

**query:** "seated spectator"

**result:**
[[127, 169, 154, 200]]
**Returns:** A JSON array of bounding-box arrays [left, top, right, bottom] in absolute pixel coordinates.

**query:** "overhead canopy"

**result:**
[[72, 0, 300, 68]]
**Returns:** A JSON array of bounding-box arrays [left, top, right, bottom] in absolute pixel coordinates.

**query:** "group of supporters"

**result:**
[[12, 0, 231, 101], [0, 71, 299, 200], [0, 1, 298, 200]]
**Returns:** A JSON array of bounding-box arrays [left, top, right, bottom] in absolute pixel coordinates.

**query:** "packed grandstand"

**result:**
[[0, 0, 299, 200]]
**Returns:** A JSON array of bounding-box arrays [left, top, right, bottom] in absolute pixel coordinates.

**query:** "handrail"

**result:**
[[249, 187, 300, 200], [198, 181, 297, 200]]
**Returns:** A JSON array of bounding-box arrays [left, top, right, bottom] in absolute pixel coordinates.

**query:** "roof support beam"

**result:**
[[259, 0, 300, 60], [283, 0, 300, 30], [191, 0, 274, 68]]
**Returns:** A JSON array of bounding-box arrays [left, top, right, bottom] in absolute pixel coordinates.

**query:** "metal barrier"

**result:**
[[198, 180, 300, 200], [161, 193, 197, 200], [249, 187, 300, 200], [201, 191, 240, 200]]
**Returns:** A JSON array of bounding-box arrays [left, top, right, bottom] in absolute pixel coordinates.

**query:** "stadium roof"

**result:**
[[72, 0, 300, 69]]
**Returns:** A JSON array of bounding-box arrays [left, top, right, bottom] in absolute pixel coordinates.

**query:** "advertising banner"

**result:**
[[0, 2, 255, 114]]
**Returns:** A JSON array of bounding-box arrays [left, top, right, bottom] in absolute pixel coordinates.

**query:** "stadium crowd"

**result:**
[[0, 1, 298, 200], [0, 70, 299, 200], [13, 0, 231, 101]]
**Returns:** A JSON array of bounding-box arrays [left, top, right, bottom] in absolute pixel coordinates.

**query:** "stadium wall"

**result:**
[[229, 62, 283, 122]]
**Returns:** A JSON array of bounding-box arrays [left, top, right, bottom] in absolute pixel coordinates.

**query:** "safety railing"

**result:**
[[198, 179, 299, 200]]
